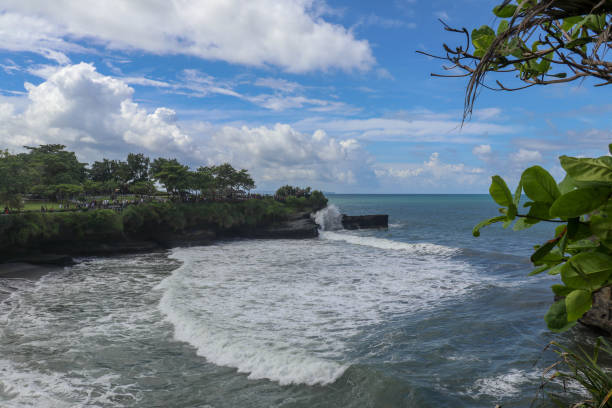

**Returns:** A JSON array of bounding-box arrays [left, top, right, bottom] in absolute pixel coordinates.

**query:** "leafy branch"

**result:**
[[419, 0, 612, 120], [473, 144, 612, 332]]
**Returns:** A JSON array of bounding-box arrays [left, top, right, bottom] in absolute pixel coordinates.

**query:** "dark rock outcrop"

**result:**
[[154, 229, 216, 248], [579, 287, 612, 335], [248, 217, 318, 239], [341, 214, 388, 230]]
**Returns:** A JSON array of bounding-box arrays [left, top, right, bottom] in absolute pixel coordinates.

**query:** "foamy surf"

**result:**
[[157, 238, 479, 387], [158, 282, 347, 385], [320, 231, 458, 256]]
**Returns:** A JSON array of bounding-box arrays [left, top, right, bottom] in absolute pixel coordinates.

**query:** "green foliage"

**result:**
[[475, 150, 612, 332], [542, 339, 612, 407], [0, 197, 314, 254]]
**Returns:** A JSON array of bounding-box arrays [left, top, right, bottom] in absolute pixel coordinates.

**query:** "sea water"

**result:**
[[0, 195, 596, 407]]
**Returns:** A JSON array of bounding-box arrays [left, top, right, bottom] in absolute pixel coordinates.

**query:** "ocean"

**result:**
[[0, 195, 595, 407]]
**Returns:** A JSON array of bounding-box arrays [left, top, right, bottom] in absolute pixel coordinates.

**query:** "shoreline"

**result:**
[[0, 262, 63, 280], [0, 263, 64, 303]]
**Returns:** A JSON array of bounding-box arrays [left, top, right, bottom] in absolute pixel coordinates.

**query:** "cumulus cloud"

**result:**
[[374, 152, 486, 192], [509, 148, 543, 164], [205, 124, 375, 187], [1, 63, 192, 155], [0, 62, 375, 189], [1, 0, 375, 73], [472, 144, 493, 161]]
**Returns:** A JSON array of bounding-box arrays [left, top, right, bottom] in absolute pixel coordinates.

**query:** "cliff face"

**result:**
[[0, 202, 322, 262]]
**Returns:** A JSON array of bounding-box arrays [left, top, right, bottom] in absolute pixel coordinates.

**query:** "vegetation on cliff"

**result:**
[[0, 193, 327, 256]]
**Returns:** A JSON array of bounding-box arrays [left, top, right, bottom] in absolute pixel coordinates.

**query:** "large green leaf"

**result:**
[[560, 155, 612, 184], [513, 180, 522, 208], [533, 247, 564, 266], [561, 252, 612, 290], [551, 284, 573, 297], [512, 217, 532, 231], [548, 263, 565, 276], [489, 175, 513, 207], [472, 215, 506, 237], [558, 174, 577, 195], [549, 188, 611, 218], [531, 240, 557, 263], [493, 4, 517, 17], [545, 300, 577, 332], [528, 265, 550, 276], [497, 19, 509, 35], [472, 25, 496, 50], [591, 215, 612, 241], [565, 289, 592, 321], [525, 201, 551, 222], [521, 166, 560, 204]]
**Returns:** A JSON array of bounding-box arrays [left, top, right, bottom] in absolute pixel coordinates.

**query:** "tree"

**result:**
[[421, 0, 612, 120], [151, 158, 190, 196], [234, 169, 255, 192], [126, 153, 150, 184], [192, 167, 215, 198], [0, 150, 29, 209], [24, 144, 87, 185], [89, 159, 114, 182]]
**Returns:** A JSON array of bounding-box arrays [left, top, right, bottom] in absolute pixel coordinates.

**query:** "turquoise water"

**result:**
[[0, 195, 595, 407]]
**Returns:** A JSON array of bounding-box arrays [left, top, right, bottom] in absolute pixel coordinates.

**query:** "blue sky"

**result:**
[[0, 0, 610, 193]]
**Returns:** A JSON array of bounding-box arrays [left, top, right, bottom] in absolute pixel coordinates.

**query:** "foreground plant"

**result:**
[[473, 144, 612, 332], [539, 338, 612, 407]]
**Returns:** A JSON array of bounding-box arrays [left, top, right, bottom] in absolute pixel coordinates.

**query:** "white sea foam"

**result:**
[[0, 359, 138, 408], [467, 367, 590, 400], [320, 231, 459, 256], [0, 256, 168, 407], [313, 204, 343, 231], [158, 237, 479, 386], [468, 369, 537, 398]]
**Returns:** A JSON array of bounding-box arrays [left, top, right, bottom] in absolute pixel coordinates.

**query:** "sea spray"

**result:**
[[313, 205, 343, 231]]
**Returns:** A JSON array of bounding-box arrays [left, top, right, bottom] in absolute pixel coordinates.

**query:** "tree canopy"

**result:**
[[0, 145, 257, 207]]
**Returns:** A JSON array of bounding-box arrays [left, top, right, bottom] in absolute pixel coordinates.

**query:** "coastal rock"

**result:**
[[10, 254, 76, 266], [341, 214, 388, 230], [154, 229, 216, 248], [579, 287, 612, 335], [249, 218, 318, 239]]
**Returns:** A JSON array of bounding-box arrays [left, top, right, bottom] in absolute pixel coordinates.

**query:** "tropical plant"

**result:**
[[540, 338, 612, 407], [473, 145, 612, 331]]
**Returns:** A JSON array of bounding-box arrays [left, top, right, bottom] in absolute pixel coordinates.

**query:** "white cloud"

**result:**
[[295, 113, 515, 143], [473, 107, 502, 121], [509, 148, 543, 164], [0, 63, 192, 155], [1, 0, 375, 73], [354, 14, 416, 30], [0, 63, 375, 190], [254, 78, 303, 93], [205, 124, 375, 187], [374, 152, 486, 192], [473, 144, 492, 160]]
